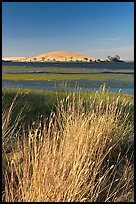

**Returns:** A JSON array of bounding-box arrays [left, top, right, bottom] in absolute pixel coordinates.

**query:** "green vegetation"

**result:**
[[2, 87, 134, 134], [2, 87, 134, 202], [2, 73, 133, 81], [2, 66, 97, 73], [2, 88, 65, 129]]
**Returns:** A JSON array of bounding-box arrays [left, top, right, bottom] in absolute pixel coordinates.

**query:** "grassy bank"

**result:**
[[2, 87, 134, 128], [2, 88, 67, 128], [2, 73, 133, 81], [2, 66, 134, 73], [2, 66, 103, 73], [2, 88, 134, 202]]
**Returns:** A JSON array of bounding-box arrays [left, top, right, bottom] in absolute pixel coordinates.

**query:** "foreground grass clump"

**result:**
[[2, 91, 134, 202]]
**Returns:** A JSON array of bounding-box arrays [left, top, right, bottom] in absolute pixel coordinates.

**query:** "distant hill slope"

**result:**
[[3, 51, 97, 62], [2, 57, 27, 62]]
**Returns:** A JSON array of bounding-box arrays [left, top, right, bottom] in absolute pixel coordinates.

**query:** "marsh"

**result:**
[[2, 61, 134, 95]]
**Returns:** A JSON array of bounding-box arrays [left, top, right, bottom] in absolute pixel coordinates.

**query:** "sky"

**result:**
[[2, 2, 134, 61]]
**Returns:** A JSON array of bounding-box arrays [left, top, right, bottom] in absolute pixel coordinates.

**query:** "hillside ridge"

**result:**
[[2, 51, 97, 62]]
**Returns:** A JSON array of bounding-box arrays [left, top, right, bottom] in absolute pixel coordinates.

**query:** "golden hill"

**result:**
[[30, 51, 96, 62], [3, 51, 97, 62]]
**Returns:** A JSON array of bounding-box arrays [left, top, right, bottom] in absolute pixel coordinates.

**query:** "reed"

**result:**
[[2, 90, 134, 202]]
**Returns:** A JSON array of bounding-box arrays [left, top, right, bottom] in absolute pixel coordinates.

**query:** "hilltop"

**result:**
[[2, 51, 97, 62]]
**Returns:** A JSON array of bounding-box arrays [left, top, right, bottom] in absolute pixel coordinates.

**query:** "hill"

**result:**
[[3, 51, 97, 62], [2, 57, 27, 62]]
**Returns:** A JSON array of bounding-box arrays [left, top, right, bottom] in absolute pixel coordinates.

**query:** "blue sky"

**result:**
[[2, 2, 134, 61]]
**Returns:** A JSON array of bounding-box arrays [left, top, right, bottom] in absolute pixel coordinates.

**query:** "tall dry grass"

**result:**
[[2, 91, 134, 202]]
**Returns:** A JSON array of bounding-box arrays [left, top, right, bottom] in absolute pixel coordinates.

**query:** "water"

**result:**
[[2, 61, 134, 95], [2, 71, 134, 75], [2, 61, 134, 69]]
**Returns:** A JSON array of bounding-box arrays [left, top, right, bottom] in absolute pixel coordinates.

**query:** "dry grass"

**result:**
[[2, 91, 134, 202]]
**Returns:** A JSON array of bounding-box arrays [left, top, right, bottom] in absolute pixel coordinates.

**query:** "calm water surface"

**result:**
[[2, 61, 134, 69]]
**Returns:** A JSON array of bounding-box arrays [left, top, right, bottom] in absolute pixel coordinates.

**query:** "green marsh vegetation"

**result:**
[[2, 87, 134, 128], [2, 66, 133, 73], [2, 87, 134, 202], [2, 66, 133, 93], [2, 66, 98, 73], [2, 72, 133, 82]]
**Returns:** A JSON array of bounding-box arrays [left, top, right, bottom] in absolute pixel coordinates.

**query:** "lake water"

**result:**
[[2, 61, 134, 95], [2, 61, 134, 69]]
